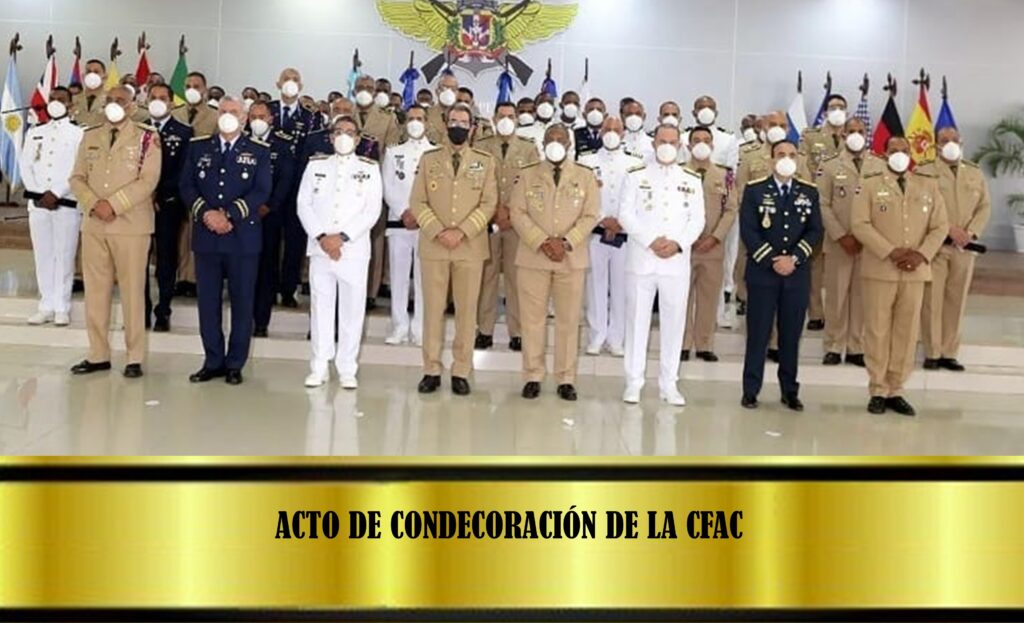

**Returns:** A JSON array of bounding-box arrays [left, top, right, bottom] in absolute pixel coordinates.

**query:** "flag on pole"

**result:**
[[540, 59, 557, 98], [578, 58, 591, 104], [496, 65, 514, 104], [871, 88, 904, 156], [811, 73, 832, 128], [400, 65, 420, 110], [905, 71, 935, 165], [67, 36, 82, 87], [104, 59, 121, 90], [347, 49, 362, 99], [135, 48, 151, 86], [855, 91, 872, 139], [169, 37, 189, 106], [786, 91, 807, 144], [934, 77, 958, 132], [29, 51, 58, 124], [1, 52, 26, 189]]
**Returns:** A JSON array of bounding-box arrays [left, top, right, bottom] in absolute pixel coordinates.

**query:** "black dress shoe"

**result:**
[[886, 396, 916, 416], [365, 298, 376, 312], [300, 283, 311, 296], [781, 393, 804, 412], [71, 360, 111, 375], [767, 349, 780, 363], [521, 381, 541, 399], [72, 278, 84, 293], [253, 326, 268, 338], [445, 302, 456, 315], [145, 316, 152, 330], [189, 367, 226, 383], [679, 349, 690, 361], [557, 384, 577, 401], [736, 300, 746, 316], [807, 319, 825, 331], [153, 316, 170, 332], [417, 375, 441, 393], [923, 358, 940, 370], [509, 337, 522, 352], [451, 376, 471, 396], [123, 363, 143, 378], [474, 333, 493, 350], [696, 351, 719, 362], [867, 396, 887, 414], [845, 353, 865, 367], [225, 369, 243, 385], [741, 394, 758, 409], [280, 295, 299, 308], [939, 357, 965, 372], [378, 284, 391, 299], [822, 352, 842, 366]]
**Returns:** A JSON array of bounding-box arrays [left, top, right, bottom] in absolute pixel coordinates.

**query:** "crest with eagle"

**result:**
[[376, 0, 578, 83]]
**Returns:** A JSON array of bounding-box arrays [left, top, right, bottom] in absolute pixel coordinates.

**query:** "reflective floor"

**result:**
[[2, 345, 1023, 456]]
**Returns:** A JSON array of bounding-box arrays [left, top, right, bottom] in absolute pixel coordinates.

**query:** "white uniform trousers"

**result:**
[[309, 255, 369, 377], [28, 205, 81, 314], [386, 230, 423, 343], [585, 235, 626, 350], [623, 269, 691, 391]]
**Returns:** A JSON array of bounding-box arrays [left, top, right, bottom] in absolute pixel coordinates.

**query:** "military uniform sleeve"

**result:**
[[711, 172, 737, 242], [817, 165, 845, 241], [17, 131, 39, 193], [739, 184, 774, 266], [69, 139, 101, 212], [670, 177, 705, 250], [380, 154, 400, 209], [409, 156, 445, 240], [617, 170, 652, 248], [794, 186, 823, 264], [967, 172, 992, 238], [509, 170, 548, 252], [296, 164, 323, 239], [457, 155, 497, 239], [179, 142, 206, 219], [346, 166, 385, 243], [850, 180, 895, 260], [230, 148, 272, 221], [919, 184, 949, 261], [563, 169, 601, 249]]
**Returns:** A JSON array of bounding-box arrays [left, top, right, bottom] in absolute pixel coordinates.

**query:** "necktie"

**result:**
[[501, 142, 509, 159], [951, 165, 959, 178], [109, 128, 118, 148], [87, 95, 95, 110], [833, 134, 840, 149], [898, 175, 906, 193], [780, 184, 789, 201], [854, 157, 862, 173], [222, 141, 231, 155], [452, 152, 461, 175], [553, 166, 562, 186], [188, 106, 197, 123], [359, 111, 368, 127]]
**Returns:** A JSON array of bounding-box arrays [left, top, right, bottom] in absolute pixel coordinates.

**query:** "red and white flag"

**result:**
[[29, 53, 58, 124]]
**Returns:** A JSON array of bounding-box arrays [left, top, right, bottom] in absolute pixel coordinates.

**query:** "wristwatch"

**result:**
[[316, 233, 326, 241]]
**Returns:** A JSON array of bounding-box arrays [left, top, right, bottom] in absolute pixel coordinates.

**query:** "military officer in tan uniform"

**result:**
[[510, 124, 600, 401], [473, 101, 540, 352], [851, 136, 949, 416], [921, 126, 991, 372], [409, 104, 498, 396], [68, 86, 161, 378], [816, 117, 885, 366], [70, 59, 109, 127], [455, 87, 495, 144], [682, 127, 737, 362], [425, 73, 460, 145]]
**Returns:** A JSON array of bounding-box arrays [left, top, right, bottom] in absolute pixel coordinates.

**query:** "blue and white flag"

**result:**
[[1, 55, 25, 189], [786, 90, 808, 145]]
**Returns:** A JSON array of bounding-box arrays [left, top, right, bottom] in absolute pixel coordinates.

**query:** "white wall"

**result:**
[[3, 0, 1022, 248]]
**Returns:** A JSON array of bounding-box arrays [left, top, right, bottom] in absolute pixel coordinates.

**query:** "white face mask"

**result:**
[[406, 119, 426, 139], [536, 102, 555, 120], [625, 114, 644, 132], [104, 102, 126, 124], [775, 156, 797, 178], [438, 88, 456, 107], [46, 100, 67, 119], [218, 112, 240, 134], [661, 115, 679, 128], [334, 133, 356, 155], [280, 80, 300, 98], [766, 125, 787, 144], [243, 98, 255, 111], [147, 99, 169, 119], [354, 90, 374, 108], [83, 72, 103, 90], [207, 98, 219, 108], [827, 108, 847, 127], [941, 141, 963, 162], [696, 107, 716, 125], [586, 109, 604, 127], [742, 128, 757, 143], [888, 151, 911, 173], [374, 92, 390, 108], [185, 88, 202, 105], [656, 143, 679, 164], [562, 103, 579, 119], [249, 118, 270, 138], [845, 132, 866, 153], [690, 142, 712, 161], [495, 117, 516, 137], [518, 112, 535, 126], [544, 141, 567, 163], [601, 131, 621, 150]]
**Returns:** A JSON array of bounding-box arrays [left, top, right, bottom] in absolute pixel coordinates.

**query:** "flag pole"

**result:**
[[1, 33, 23, 207]]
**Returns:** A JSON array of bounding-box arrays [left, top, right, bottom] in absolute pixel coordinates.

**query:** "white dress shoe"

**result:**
[[304, 371, 328, 388], [660, 388, 687, 406], [622, 383, 643, 404], [27, 311, 53, 325], [340, 376, 358, 390], [384, 332, 408, 345], [609, 345, 625, 357], [54, 312, 70, 326], [585, 343, 602, 356]]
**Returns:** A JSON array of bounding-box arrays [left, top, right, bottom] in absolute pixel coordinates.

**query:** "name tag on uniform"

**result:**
[[236, 152, 256, 166], [468, 161, 485, 173], [353, 171, 370, 183]]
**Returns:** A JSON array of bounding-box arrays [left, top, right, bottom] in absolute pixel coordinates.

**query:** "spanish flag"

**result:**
[[906, 81, 935, 165]]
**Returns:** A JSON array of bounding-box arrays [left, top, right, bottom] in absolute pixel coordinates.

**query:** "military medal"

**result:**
[[242, 171, 249, 180], [199, 171, 206, 179], [762, 212, 771, 228]]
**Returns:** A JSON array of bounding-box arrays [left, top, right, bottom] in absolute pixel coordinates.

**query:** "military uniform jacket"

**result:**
[[739, 176, 823, 286], [257, 129, 296, 212], [269, 100, 323, 146], [179, 134, 272, 255], [172, 103, 218, 137], [816, 150, 886, 245], [577, 147, 642, 225], [573, 125, 603, 160], [382, 137, 435, 221], [150, 115, 193, 204], [624, 129, 654, 160], [473, 134, 540, 208], [297, 153, 383, 261], [619, 160, 706, 276], [800, 125, 844, 174], [409, 144, 498, 261], [510, 160, 601, 272], [69, 120, 161, 236], [735, 141, 771, 193], [936, 159, 991, 238], [682, 126, 739, 170], [355, 105, 401, 156], [851, 165, 950, 282], [70, 90, 107, 127], [691, 162, 738, 260], [19, 117, 85, 207]]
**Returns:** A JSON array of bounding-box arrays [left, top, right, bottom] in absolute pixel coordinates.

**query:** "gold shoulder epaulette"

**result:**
[[274, 129, 293, 141], [190, 134, 211, 142], [134, 121, 157, 132], [794, 176, 817, 188], [358, 155, 376, 165], [515, 135, 534, 144], [309, 154, 330, 161], [250, 137, 270, 147], [573, 161, 593, 171], [862, 170, 882, 179], [962, 159, 980, 169], [627, 164, 646, 173], [680, 166, 702, 178], [741, 142, 762, 152], [519, 160, 540, 170], [82, 124, 101, 132], [749, 175, 770, 184], [470, 146, 493, 158]]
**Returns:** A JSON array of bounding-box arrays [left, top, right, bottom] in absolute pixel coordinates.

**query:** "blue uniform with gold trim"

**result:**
[[179, 134, 272, 372], [147, 115, 193, 323], [739, 175, 823, 399], [254, 129, 297, 331]]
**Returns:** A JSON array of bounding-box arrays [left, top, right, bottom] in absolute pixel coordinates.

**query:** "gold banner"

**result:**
[[2, 458, 1024, 610]]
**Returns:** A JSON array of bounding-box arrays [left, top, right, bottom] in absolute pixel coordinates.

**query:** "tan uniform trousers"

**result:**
[[809, 240, 825, 321], [921, 248, 975, 360], [862, 279, 925, 398], [421, 258, 484, 378], [518, 267, 585, 384], [683, 255, 724, 352], [176, 220, 195, 283], [83, 231, 150, 364], [478, 228, 521, 337], [823, 245, 864, 355]]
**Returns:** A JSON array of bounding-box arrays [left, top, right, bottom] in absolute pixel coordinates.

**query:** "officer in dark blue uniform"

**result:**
[[144, 83, 193, 332], [740, 139, 822, 411], [179, 98, 272, 385], [247, 100, 295, 337], [573, 97, 606, 159]]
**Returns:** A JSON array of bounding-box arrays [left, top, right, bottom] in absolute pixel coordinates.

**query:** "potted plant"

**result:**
[[975, 116, 1024, 252]]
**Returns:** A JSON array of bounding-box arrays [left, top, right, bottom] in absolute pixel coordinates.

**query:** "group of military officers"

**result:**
[[19, 59, 991, 414]]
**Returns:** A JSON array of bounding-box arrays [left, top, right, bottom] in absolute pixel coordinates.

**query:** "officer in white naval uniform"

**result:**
[[19, 87, 85, 326], [381, 105, 432, 346], [297, 116, 383, 389], [577, 116, 642, 356], [619, 124, 705, 406]]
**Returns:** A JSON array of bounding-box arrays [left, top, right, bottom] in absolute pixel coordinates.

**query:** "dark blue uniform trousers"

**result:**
[[254, 211, 283, 329], [196, 251, 259, 370], [742, 271, 809, 398]]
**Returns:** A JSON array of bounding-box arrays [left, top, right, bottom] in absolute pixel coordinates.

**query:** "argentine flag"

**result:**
[[1, 55, 25, 189], [786, 90, 808, 145]]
